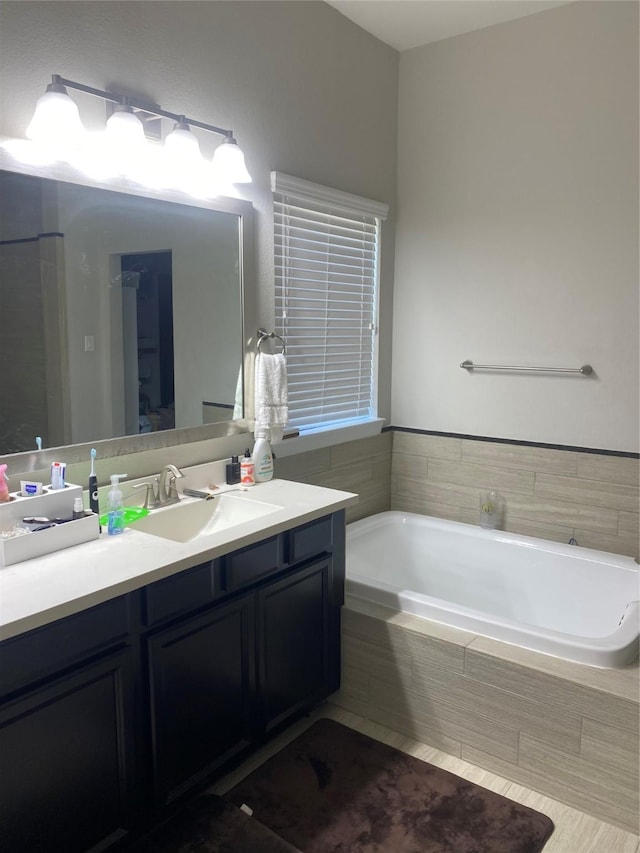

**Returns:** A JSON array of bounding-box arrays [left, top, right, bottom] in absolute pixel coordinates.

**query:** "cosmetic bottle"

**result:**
[[0, 464, 9, 503], [253, 431, 273, 483], [107, 474, 127, 536], [240, 449, 255, 486], [73, 497, 85, 520], [226, 455, 241, 485]]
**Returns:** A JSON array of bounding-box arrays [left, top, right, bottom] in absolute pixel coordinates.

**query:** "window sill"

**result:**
[[272, 418, 386, 459]]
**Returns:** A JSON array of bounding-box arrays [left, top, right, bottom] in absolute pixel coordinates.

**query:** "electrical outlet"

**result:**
[[84, 335, 95, 352]]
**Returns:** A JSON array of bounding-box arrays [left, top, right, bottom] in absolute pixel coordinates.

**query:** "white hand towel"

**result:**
[[254, 352, 288, 440]]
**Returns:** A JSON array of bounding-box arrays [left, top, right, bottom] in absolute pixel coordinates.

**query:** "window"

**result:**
[[272, 172, 388, 433]]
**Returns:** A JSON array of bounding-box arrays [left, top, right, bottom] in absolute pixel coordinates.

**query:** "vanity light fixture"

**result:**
[[25, 74, 252, 189]]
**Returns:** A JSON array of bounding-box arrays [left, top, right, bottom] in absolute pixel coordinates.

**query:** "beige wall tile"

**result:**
[[342, 609, 467, 674], [504, 495, 619, 533], [347, 494, 390, 524], [572, 527, 640, 558], [391, 453, 428, 479], [428, 458, 535, 494], [462, 440, 578, 476], [365, 702, 463, 757], [412, 660, 582, 753], [370, 675, 519, 762], [519, 732, 639, 815], [467, 636, 640, 703], [307, 458, 375, 491], [580, 717, 640, 782], [394, 476, 480, 510], [461, 743, 639, 834], [578, 454, 640, 487], [390, 494, 462, 521], [459, 508, 574, 543], [339, 662, 370, 703], [274, 447, 331, 479], [392, 431, 462, 460], [464, 647, 639, 731], [331, 432, 391, 467], [343, 635, 413, 688], [536, 472, 639, 513], [619, 511, 640, 540]]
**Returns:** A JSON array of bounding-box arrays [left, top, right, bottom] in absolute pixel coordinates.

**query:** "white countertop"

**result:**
[[0, 479, 358, 641]]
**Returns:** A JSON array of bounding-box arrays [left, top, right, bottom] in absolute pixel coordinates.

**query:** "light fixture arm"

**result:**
[[50, 74, 234, 140]]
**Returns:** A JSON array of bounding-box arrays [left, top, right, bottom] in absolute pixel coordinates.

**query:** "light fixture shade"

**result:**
[[105, 105, 146, 148], [165, 120, 201, 158], [211, 137, 252, 184], [26, 85, 85, 146]]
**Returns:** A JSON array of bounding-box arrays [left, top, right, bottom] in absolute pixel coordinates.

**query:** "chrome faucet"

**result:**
[[158, 464, 184, 505], [133, 477, 161, 509]]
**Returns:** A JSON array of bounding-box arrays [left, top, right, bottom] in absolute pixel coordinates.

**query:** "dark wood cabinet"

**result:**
[[147, 593, 255, 807], [0, 648, 134, 853], [258, 558, 331, 732], [0, 510, 345, 851]]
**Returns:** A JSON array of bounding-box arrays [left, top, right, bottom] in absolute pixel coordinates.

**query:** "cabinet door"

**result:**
[[147, 594, 255, 807], [257, 558, 332, 733], [0, 649, 134, 853]]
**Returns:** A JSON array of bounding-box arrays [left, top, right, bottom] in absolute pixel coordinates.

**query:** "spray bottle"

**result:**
[[107, 474, 127, 536], [0, 464, 9, 503]]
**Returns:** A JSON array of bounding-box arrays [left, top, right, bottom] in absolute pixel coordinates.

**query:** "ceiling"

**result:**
[[325, 0, 574, 51]]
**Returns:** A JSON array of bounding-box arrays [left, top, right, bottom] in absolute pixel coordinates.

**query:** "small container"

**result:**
[[72, 497, 85, 519], [240, 449, 255, 486], [107, 474, 127, 536], [479, 490, 503, 529], [20, 480, 43, 497], [226, 455, 241, 485], [253, 431, 273, 483], [50, 462, 66, 490]]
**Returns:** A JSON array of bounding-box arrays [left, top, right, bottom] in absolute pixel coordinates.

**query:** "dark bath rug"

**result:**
[[226, 718, 554, 853]]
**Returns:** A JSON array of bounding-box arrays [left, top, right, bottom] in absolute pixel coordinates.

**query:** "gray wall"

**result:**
[[392, 1, 639, 452], [0, 0, 398, 458]]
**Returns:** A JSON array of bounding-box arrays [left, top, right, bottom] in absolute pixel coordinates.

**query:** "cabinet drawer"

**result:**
[[144, 560, 221, 628], [285, 515, 333, 565], [224, 536, 281, 592], [0, 596, 131, 698]]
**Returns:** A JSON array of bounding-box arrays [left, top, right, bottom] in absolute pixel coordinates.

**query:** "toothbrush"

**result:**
[[89, 448, 100, 521]]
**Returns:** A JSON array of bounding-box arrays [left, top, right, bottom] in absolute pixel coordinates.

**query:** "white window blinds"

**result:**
[[272, 172, 388, 432]]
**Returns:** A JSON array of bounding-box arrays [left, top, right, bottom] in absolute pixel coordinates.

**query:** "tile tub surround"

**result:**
[[274, 432, 392, 524], [390, 431, 639, 557], [333, 597, 640, 834]]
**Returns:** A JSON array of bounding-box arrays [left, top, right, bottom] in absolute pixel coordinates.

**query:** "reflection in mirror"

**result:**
[[0, 170, 248, 455]]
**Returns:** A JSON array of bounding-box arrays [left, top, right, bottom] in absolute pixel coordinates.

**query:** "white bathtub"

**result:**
[[345, 512, 639, 668]]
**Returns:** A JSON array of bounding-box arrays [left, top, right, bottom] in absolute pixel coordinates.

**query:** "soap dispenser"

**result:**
[[107, 474, 127, 536]]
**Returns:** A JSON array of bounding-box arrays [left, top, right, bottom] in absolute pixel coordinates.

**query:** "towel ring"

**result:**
[[257, 328, 286, 355]]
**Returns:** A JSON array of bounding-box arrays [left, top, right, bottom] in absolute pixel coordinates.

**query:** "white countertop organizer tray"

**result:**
[[0, 483, 100, 567]]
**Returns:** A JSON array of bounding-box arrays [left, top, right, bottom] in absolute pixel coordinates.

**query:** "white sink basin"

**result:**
[[130, 493, 281, 543]]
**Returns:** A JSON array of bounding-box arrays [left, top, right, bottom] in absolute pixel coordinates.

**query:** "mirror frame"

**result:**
[[0, 143, 257, 480]]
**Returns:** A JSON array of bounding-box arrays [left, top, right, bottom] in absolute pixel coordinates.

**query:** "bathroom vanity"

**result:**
[[0, 479, 356, 853]]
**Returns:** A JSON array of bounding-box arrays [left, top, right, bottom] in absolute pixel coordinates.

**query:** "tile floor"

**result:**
[[210, 701, 640, 853]]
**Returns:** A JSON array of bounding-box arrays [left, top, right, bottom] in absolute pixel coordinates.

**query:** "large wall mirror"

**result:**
[[0, 157, 255, 479]]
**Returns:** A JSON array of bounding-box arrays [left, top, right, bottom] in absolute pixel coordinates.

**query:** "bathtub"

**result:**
[[345, 512, 639, 668]]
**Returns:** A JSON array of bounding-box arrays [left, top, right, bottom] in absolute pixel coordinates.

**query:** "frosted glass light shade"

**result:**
[[26, 87, 85, 146], [211, 137, 252, 184], [165, 122, 201, 158], [105, 106, 146, 148]]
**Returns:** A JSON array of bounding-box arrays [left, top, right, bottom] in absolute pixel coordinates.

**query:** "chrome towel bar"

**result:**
[[460, 360, 593, 375]]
